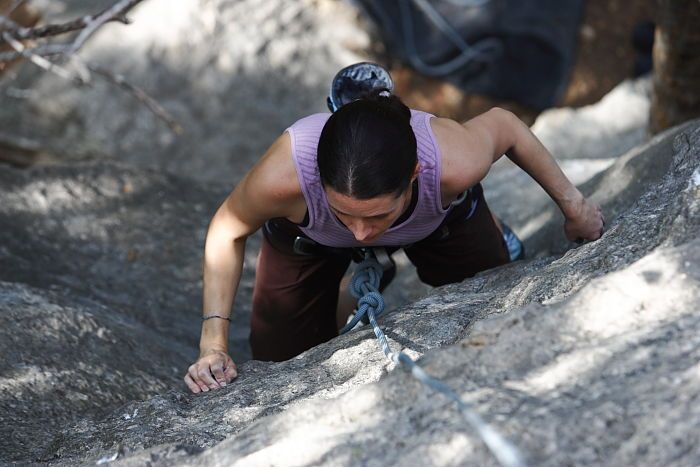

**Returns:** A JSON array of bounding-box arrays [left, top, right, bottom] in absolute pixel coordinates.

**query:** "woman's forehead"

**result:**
[[325, 188, 401, 216]]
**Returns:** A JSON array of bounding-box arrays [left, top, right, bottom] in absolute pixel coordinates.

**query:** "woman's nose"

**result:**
[[350, 220, 372, 241]]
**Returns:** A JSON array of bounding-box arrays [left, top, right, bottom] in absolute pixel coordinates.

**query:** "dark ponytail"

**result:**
[[317, 91, 417, 199]]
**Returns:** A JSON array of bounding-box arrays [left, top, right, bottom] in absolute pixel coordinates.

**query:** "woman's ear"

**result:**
[[411, 162, 421, 181]]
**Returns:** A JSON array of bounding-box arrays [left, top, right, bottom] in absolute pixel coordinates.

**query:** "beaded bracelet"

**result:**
[[202, 315, 231, 322]]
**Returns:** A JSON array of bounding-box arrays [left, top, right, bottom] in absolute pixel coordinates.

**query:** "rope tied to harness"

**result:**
[[339, 258, 387, 335], [349, 258, 382, 297], [342, 249, 526, 467]]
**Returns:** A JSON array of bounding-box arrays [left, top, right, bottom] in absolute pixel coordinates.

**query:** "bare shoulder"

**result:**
[[232, 131, 306, 223], [249, 132, 300, 197], [460, 107, 519, 150], [429, 116, 493, 202]]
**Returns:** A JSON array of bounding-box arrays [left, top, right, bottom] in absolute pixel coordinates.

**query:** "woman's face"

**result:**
[[325, 185, 414, 244]]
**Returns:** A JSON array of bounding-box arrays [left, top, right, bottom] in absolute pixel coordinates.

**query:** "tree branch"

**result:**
[[88, 64, 184, 135], [0, 0, 183, 136], [0, 0, 140, 43], [1, 31, 82, 83], [66, 0, 143, 55], [0, 43, 68, 62]]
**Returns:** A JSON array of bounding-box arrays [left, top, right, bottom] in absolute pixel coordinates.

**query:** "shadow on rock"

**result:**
[[19, 122, 698, 466]]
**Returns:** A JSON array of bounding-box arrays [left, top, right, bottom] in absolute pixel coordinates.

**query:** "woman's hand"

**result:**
[[564, 198, 605, 243], [184, 348, 238, 393]]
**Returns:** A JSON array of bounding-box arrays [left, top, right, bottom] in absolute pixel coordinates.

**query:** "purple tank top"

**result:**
[[286, 109, 450, 248]]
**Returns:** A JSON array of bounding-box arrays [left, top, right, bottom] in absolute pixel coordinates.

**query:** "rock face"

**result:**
[[0, 161, 265, 461], [1, 114, 698, 465], [3, 1, 696, 465], [0, 0, 369, 184]]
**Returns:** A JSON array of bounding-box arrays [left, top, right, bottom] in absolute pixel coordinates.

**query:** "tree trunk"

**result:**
[[650, 0, 700, 133]]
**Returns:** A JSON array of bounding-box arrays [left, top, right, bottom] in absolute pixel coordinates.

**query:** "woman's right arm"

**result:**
[[184, 133, 302, 393], [184, 195, 250, 394]]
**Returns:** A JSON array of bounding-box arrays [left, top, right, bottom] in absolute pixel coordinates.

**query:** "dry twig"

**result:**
[[0, 0, 142, 62], [1, 31, 79, 83], [89, 65, 184, 135], [0, 0, 139, 43], [0, 43, 74, 62], [0, 0, 183, 135], [67, 0, 142, 55]]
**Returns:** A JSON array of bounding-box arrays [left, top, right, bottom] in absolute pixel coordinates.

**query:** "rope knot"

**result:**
[[350, 259, 383, 298], [358, 291, 385, 315]]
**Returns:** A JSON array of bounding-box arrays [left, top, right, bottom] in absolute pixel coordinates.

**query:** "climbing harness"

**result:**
[[341, 249, 526, 467]]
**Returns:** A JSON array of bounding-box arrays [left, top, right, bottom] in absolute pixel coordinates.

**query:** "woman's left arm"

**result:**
[[443, 107, 604, 242]]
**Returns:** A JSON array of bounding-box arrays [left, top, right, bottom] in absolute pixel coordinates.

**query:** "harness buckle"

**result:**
[[293, 236, 320, 256], [372, 247, 395, 272]]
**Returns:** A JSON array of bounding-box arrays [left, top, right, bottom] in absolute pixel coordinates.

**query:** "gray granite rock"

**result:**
[[153, 122, 700, 467], [532, 77, 652, 162], [1, 118, 696, 465], [3, 1, 697, 466], [0, 162, 256, 462]]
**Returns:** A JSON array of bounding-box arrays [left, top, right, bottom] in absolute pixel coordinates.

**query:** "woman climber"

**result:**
[[184, 63, 604, 394]]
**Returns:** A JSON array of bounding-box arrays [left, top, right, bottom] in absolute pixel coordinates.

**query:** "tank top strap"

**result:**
[[285, 113, 331, 231], [409, 109, 445, 216]]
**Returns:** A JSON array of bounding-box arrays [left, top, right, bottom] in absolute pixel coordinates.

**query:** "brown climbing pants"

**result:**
[[250, 185, 509, 361]]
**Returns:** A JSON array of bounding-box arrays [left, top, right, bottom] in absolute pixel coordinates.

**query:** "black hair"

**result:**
[[317, 90, 417, 199]]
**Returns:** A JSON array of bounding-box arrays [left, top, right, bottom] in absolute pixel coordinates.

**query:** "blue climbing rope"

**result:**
[[341, 250, 527, 467]]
